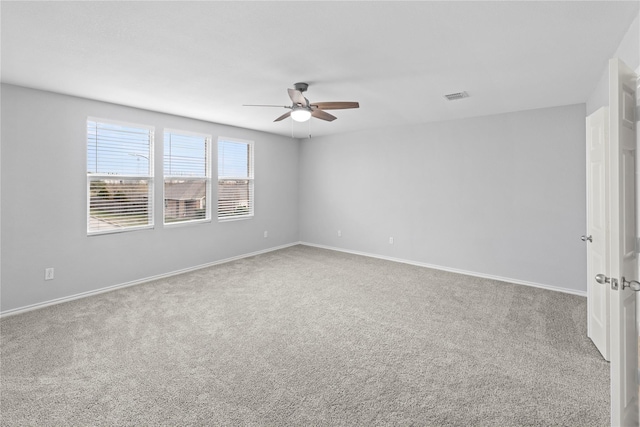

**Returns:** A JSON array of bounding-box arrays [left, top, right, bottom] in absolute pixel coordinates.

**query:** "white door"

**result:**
[[586, 107, 610, 361], [608, 57, 638, 427]]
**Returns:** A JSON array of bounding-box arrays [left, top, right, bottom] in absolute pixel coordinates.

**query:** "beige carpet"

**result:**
[[0, 245, 609, 426]]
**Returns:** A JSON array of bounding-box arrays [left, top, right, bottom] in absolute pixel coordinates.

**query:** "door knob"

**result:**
[[595, 274, 619, 290], [581, 235, 593, 242], [621, 277, 640, 291]]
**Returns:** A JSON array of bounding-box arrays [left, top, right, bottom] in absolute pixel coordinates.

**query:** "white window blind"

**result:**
[[87, 119, 154, 234], [164, 131, 211, 224], [218, 138, 254, 220]]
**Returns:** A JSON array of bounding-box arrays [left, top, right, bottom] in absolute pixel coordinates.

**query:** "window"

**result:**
[[87, 119, 154, 234], [218, 138, 254, 220], [164, 130, 211, 224]]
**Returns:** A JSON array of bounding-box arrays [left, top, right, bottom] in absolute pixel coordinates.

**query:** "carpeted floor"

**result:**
[[0, 245, 609, 426]]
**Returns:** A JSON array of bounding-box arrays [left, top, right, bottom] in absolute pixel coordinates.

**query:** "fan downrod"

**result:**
[[293, 82, 309, 93]]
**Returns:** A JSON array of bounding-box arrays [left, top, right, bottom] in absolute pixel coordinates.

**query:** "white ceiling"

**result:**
[[2, 1, 638, 138]]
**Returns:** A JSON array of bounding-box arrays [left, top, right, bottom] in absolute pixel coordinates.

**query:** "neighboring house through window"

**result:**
[[87, 118, 154, 234], [164, 130, 211, 224], [218, 137, 254, 220]]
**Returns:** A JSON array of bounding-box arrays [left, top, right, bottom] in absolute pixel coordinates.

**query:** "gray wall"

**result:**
[[1, 84, 299, 312], [299, 104, 587, 293]]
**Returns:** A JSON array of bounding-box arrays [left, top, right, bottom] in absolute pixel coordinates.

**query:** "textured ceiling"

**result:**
[[2, 1, 638, 138]]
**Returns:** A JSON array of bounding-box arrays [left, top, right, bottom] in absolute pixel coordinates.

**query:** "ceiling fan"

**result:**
[[244, 82, 359, 123]]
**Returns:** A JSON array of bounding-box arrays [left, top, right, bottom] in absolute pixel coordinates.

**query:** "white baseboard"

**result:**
[[2, 240, 586, 318], [0, 242, 299, 318], [300, 242, 587, 297]]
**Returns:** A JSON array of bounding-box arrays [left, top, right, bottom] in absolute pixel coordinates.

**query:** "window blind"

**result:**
[[217, 138, 254, 219], [87, 119, 154, 234], [164, 131, 211, 224]]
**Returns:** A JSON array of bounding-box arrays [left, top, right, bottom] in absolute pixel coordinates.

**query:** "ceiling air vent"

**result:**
[[444, 91, 469, 101]]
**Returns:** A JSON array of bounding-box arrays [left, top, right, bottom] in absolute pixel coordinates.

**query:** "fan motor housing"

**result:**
[[294, 82, 309, 93]]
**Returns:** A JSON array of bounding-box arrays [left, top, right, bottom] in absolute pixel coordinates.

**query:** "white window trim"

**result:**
[[163, 128, 212, 227], [88, 116, 155, 133], [217, 136, 254, 222], [87, 117, 155, 236]]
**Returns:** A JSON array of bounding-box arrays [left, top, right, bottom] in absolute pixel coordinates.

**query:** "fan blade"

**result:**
[[311, 101, 359, 110], [288, 88, 307, 106], [274, 111, 292, 122], [243, 104, 288, 108], [311, 109, 337, 122]]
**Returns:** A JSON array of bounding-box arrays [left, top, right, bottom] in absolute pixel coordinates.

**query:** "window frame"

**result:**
[[163, 129, 212, 226], [86, 117, 155, 236], [217, 136, 255, 222]]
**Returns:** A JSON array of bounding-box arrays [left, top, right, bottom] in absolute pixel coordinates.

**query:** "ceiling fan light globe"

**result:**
[[291, 108, 311, 122]]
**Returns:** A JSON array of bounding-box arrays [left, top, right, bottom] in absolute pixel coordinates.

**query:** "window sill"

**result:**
[[87, 224, 154, 236], [164, 218, 212, 228], [218, 215, 254, 223]]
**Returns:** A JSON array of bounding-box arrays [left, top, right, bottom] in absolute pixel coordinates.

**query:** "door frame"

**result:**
[[608, 57, 638, 427]]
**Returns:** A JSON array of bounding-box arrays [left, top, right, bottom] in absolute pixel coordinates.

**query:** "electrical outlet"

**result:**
[[45, 268, 54, 281], [389, 237, 394, 244], [264, 231, 268, 238], [337, 230, 342, 237]]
